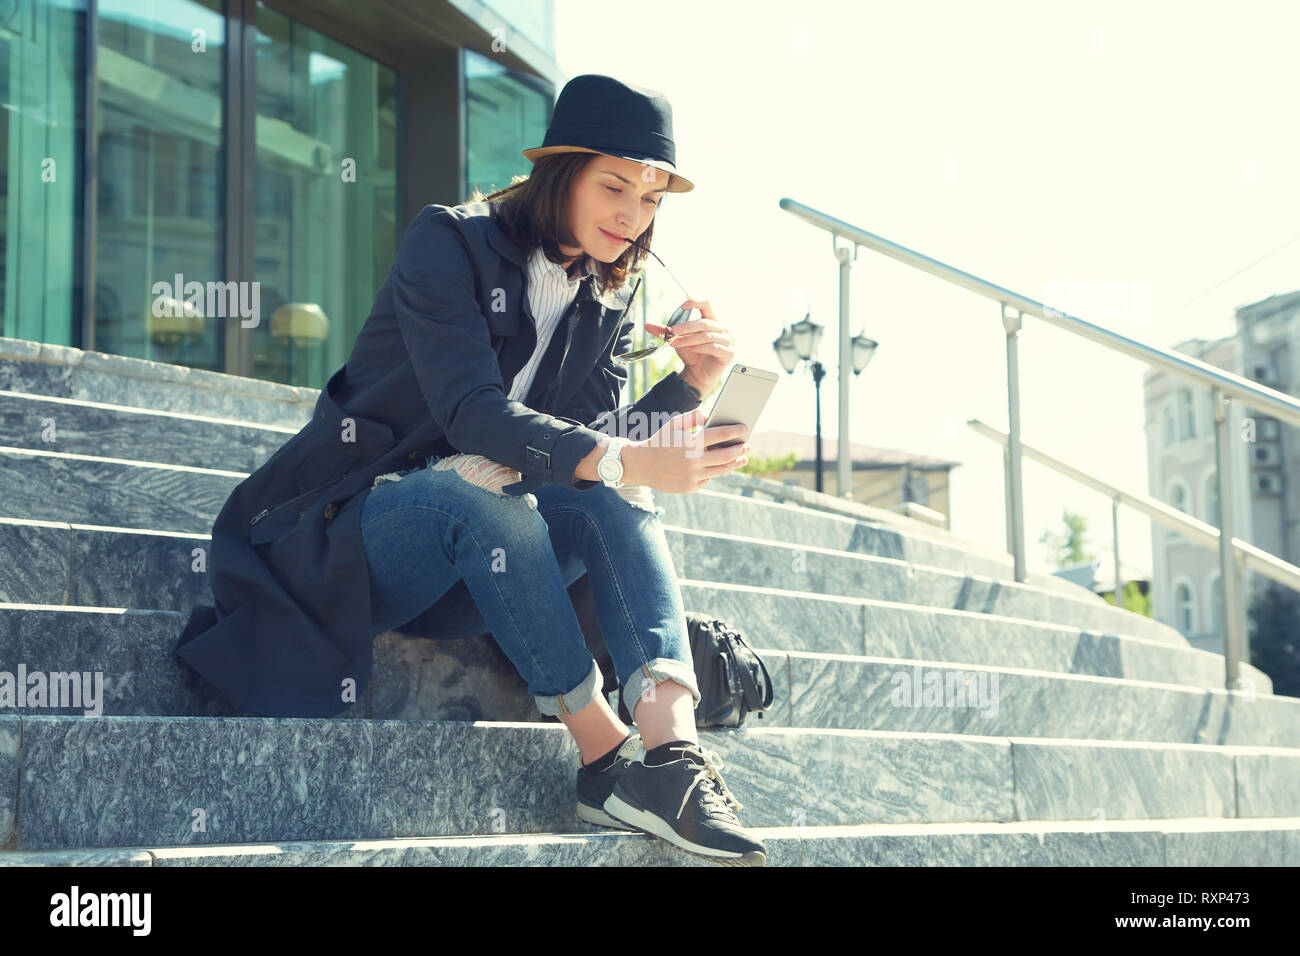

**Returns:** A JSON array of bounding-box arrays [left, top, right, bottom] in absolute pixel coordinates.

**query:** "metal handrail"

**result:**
[[968, 418, 1300, 593], [780, 196, 1300, 691]]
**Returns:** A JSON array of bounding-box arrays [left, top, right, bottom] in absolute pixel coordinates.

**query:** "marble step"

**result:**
[[700, 480, 1101, 603], [688, 580, 1269, 694], [0, 397, 1105, 620], [0, 605, 1293, 745], [670, 489, 1107, 600], [7, 817, 1300, 866], [10, 816, 1300, 866], [0, 516, 1269, 693], [0, 448, 237, 537], [0, 474, 1196, 665], [0, 390, 298, 473], [0, 337, 315, 431], [0, 337, 1176, 612], [660, 492, 1185, 650], [2, 716, 1298, 852]]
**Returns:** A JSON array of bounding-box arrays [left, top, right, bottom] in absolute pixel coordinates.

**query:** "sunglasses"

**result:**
[[608, 236, 696, 365]]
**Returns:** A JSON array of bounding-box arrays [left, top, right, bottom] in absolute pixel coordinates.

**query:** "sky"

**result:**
[[551, 0, 1300, 576]]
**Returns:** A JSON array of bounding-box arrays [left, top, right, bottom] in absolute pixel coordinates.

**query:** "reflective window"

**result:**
[[252, 2, 397, 388], [465, 48, 550, 198], [93, 0, 225, 367], [478, 0, 554, 57], [0, 0, 88, 344]]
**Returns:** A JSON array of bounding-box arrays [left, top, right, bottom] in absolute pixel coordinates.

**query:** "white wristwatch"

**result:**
[[596, 438, 626, 488]]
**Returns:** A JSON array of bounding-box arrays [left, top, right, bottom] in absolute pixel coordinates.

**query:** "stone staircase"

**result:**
[[1, 337, 1298, 866]]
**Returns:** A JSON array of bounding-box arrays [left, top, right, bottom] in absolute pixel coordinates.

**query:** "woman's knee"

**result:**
[[580, 482, 666, 523], [410, 465, 547, 540], [364, 463, 538, 528]]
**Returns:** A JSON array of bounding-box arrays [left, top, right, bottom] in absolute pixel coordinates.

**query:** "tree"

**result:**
[[1101, 580, 1152, 617], [738, 451, 799, 479], [1041, 509, 1151, 617], [1039, 508, 1095, 568], [1247, 581, 1300, 698]]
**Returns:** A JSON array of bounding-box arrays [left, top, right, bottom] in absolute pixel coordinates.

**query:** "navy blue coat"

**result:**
[[172, 200, 703, 718]]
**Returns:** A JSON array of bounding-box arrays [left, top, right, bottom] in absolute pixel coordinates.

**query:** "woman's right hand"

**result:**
[[623, 409, 751, 494]]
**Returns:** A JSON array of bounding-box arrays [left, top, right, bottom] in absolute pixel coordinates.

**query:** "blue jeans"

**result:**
[[358, 455, 701, 721]]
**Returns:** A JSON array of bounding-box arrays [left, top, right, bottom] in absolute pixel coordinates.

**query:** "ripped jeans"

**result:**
[[358, 455, 700, 721]]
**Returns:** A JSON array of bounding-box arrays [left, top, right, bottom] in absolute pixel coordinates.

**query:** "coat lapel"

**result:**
[[485, 211, 616, 415], [526, 277, 604, 413]]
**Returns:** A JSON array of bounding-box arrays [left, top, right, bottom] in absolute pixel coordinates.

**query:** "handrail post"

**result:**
[[1002, 304, 1027, 583], [1003, 444, 1015, 556], [834, 237, 857, 499], [1212, 386, 1248, 690], [1112, 498, 1124, 608]]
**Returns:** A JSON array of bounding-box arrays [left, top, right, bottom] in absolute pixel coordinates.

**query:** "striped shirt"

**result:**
[[508, 247, 598, 403]]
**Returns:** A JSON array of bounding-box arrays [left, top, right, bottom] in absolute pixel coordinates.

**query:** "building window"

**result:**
[[252, 2, 398, 388], [473, 0, 554, 56], [0, 0, 88, 346], [903, 473, 929, 507], [464, 48, 551, 199], [93, 0, 226, 369], [1177, 388, 1195, 439], [1162, 405, 1175, 446], [1168, 480, 1191, 544], [1174, 581, 1196, 634], [1207, 574, 1222, 636]]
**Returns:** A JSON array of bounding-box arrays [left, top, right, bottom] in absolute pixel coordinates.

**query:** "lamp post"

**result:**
[[774, 311, 877, 495]]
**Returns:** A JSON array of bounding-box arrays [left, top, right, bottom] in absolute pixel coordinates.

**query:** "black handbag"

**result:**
[[617, 611, 775, 728]]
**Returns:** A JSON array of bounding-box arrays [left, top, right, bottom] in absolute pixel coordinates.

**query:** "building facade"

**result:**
[[742, 428, 957, 529], [1, 0, 560, 392], [1142, 289, 1300, 653]]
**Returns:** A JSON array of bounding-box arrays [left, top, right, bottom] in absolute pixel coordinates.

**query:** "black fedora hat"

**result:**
[[522, 74, 695, 193]]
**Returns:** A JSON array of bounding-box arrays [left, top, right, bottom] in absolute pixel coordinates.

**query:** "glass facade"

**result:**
[[0, 0, 86, 345], [253, 2, 396, 387], [465, 48, 550, 198], [479, 0, 554, 57], [0, 0, 555, 391], [93, 0, 225, 368]]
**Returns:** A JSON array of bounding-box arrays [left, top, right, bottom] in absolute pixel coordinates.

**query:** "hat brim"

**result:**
[[521, 145, 694, 192]]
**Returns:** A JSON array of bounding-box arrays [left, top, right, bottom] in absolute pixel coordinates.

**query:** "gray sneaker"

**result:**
[[603, 742, 766, 866]]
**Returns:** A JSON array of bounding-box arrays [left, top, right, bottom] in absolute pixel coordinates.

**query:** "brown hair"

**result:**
[[466, 152, 672, 297]]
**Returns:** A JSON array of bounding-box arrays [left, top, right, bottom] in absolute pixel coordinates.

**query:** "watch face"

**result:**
[[598, 459, 622, 480]]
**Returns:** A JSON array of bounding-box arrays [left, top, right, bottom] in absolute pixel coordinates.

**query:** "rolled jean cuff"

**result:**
[[622, 657, 702, 725], [534, 656, 603, 718]]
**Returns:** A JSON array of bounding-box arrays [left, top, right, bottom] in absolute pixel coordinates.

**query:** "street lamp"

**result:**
[[774, 312, 878, 494], [851, 331, 878, 374]]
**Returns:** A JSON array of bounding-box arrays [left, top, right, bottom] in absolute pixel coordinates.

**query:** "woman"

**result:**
[[175, 74, 763, 866]]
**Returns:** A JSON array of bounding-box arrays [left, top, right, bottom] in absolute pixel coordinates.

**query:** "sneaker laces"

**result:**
[[665, 744, 743, 821]]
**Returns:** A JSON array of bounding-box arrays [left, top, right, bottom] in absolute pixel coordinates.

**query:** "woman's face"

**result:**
[[559, 155, 668, 266]]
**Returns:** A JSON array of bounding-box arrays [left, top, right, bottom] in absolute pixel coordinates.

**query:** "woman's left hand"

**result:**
[[644, 299, 732, 396]]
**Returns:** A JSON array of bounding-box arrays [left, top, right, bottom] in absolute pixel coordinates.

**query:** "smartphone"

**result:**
[[699, 365, 779, 450]]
